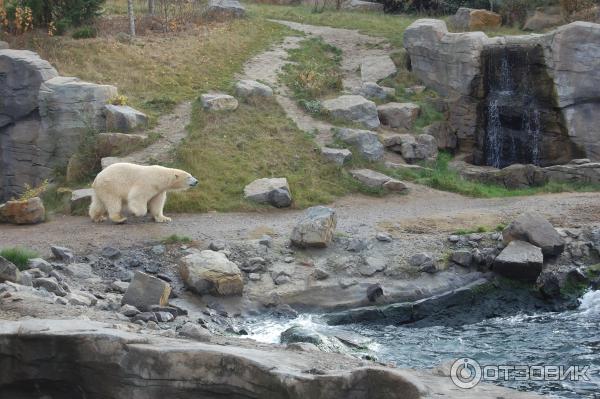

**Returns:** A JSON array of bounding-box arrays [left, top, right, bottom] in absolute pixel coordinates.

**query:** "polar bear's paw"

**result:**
[[154, 215, 172, 223], [92, 215, 107, 223]]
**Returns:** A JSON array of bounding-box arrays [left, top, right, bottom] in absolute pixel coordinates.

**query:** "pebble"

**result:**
[[50, 245, 75, 263], [101, 246, 121, 259], [259, 235, 273, 248], [283, 257, 294, 263], [248, 273, 261, 281], [448, 235, 460, 243], [151, 245, 166, 255], [375, 232, 393, 242], [121, 304, 140, 317], [209, 241, 226, 251]]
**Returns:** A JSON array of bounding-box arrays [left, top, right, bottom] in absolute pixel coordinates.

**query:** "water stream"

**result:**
[[244, 290, 600, 398]]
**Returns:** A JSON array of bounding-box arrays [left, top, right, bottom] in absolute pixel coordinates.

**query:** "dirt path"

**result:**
[[103, 101, 192, 166], [2, 185, 598, 255], [240, 20, 395, 146]]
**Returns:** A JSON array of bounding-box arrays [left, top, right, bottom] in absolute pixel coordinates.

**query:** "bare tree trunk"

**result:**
[[128, 0, 136, 37], [148, 0, 155, 15]]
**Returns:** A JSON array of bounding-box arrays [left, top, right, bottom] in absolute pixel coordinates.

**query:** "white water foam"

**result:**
[[578, 290, 600, 316]]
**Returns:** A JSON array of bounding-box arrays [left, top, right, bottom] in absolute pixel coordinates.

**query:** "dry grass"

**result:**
[[8, 18, 291, 120]]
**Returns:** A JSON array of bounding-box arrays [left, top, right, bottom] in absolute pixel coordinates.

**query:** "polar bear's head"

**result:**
[[169, 169, 198, 191]]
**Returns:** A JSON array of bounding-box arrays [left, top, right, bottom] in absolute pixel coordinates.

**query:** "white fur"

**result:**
[[89, 163, 197, 224]]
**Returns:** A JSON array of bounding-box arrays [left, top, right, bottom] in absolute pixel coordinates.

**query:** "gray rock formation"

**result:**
[[352, 82, 394, 100], [384, 134, 438, 163], [205, 0, 246, 19], [235, 79, 273, 98], [322, 95, 380, 129], [0, 256, 20, 283], [449, 7, 502, 31], [360, 55, 396, 82], [291, 206, 337, 248], [104, 104, 148, 132], [502, 212, 565, 257], [333, 128, 384, 162], [350, 169, 407, 192], [321, 147, 352, 165], [377, 102, 420, 129], [244, 177, 292, 208], [200, 93, 239, 111], [0, 49, 58, 127], [179, 250, 244, 296], [493, 240, 544, 282]]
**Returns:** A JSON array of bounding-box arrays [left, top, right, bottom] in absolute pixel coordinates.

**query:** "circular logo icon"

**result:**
[[450, 358, 482, 389]]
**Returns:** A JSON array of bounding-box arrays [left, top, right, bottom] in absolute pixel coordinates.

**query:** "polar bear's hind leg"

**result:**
[[89, 191, 108, 223]]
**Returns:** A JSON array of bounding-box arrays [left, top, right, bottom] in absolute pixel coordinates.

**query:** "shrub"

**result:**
[[72, 25, 96, 39], [4, 0, 104, 28], [109, 94, 128, 106], [0, 247, 38, 270], [17, 180, 49, 201]]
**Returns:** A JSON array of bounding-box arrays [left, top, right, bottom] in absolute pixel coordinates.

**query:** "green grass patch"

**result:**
[[166, 98, 372, 212], [162, 234, 193, 244], [281, 37, 343, 103], [0, 247, 39, 271]]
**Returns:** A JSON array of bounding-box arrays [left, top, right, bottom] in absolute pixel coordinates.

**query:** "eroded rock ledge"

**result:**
[[0, 319, 540, 399]]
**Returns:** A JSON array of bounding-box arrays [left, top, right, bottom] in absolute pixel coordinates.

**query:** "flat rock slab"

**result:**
[[353, 82, 394, 100], [351, 169, 408, 192], [200, 93, 239, 111], [503, 211, 565, 257], [244, 177, 292, 208], [333, 128, 384, 162], [322, 95, 380, 129], [321, 147, 352, 165], [121, 271, 172, 311], [291, 206, 337, 248], [493, 240, 543, 282], [104, 105, 148, 132], [341, 0, 384, 12], [235, 79, 273, 98], [360, 55, 397, 82]]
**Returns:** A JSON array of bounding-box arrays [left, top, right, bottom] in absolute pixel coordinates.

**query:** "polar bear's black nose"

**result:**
[[188, 177, 199, 187]]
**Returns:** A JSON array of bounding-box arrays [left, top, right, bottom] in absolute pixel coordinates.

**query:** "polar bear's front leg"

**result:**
[[128, 188, 150, 217], [148, 191, 171, 223]]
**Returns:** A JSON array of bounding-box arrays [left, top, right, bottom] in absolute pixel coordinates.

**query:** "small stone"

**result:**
[[311, 268, 330, 280], [367, 283, 383, 302], [258, 235, 273, 248], [51, 245, 74, 263], [111, 280, 130, 293], [179, 250, 243, 296], [273, 273, 291, 285], [146, 321, 159, 330], [154, 311, 175, 322], [234, 79, 273, 98], [0, 256, 20, 283], [27, 258, 52, 273], [248, 273, 261, 281], [101, 246, 121, 259], [244, 177, 292, 208], [284, 257, 294, 263], [209, 241, 226, 251], [375, 232, 392, 242], [120, 304, 140, 317], [339, 279, 358, 289], [33, 277, 66, 296], [134, 312, 158, 323], [468, 233, 483, 242], [17, 271, 33, 286], [144, 262, 160, 274], [55, 297, 68, 305], [321, 147, 352, 165], [347, 238, 369, 252], [408, 253, 432, 267], [151, 245, 166, 255], [200, 93, 239, 111], [179, 322, 211, 341], [448, 235, 460, 243], [121, 271, 172, 311], [359, 257, 387, 276], [67, 292, 93, 306]]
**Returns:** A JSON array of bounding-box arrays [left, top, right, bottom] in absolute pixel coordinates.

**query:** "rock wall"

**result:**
[[0, 49, 117, 201], [403, 20, 600, 165]]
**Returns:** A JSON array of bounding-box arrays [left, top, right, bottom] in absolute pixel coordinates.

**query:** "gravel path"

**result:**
[[2, 184, 598, 255]]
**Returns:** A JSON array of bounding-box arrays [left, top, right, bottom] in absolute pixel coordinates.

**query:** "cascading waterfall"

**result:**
[[483, 46, 543, 168]]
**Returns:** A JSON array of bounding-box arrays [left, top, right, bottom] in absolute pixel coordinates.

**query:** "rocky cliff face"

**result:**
[[403, 20, 600, 166], [0, 49, 117, 201]]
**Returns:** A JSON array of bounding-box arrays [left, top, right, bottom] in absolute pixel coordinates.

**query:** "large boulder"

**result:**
[[95, 132, 147, 157], [104, 105, 148, 132], [243, 177, 292, 208], [0, 49, 58, 127], [493, 240, 543, 282], [179, 250, 244, 296], [0, 256, 20, 283], [205, 0, 246, 19], [333, 128, 384, 162], [450, 7, 502, 31], [385, 134, 438, 163], [350, 169, 407, 192], [360, 56, 397, 82], [121, 271, 172, 311], [234, 80, 273, 98], [503, 212, 565, 257], [377, 102, 420, 129], [322, 95, 380, 129], [38, 76, 118, 167], [290, 206, 337, 248], [0, 197, 45, 225], [341, 0, 383, 12], [200, 93, 239, 111]]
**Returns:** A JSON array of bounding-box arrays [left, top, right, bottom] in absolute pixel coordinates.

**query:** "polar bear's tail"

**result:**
[[89, 190, 107, 223]]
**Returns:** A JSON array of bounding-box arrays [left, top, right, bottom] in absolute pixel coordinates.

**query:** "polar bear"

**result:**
[[89, 163, 198, 224]]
